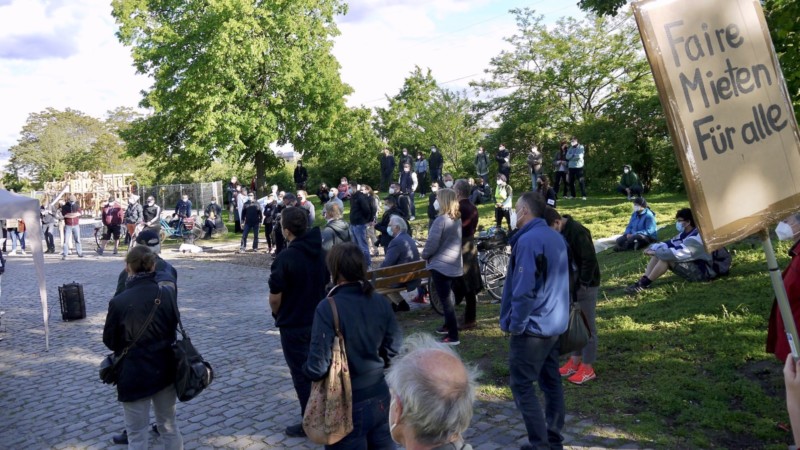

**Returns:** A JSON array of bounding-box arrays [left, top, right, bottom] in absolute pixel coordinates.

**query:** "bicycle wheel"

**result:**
[[428, 283, 444, 316], [483, 250, 509, 300]]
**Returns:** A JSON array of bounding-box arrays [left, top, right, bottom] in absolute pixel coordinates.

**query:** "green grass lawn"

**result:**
[[396, 191, 794, 448]]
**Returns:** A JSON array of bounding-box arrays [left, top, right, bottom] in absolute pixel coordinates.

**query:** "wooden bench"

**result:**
[[368, 260, 442, 313]]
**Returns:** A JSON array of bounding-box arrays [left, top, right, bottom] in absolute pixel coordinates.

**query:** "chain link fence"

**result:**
[[136, 181, 223, 218]]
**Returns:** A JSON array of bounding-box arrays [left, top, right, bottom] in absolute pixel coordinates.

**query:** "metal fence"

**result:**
[[135, 181, 223, 218]]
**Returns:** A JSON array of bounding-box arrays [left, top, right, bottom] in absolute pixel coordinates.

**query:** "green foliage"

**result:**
[[375, 67, 482, 176], [112, 0, 352, 186]]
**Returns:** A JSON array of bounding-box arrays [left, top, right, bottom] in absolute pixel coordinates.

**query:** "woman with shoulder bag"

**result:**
[[303, 243, 403, 449], [103, 245, 183, 449]]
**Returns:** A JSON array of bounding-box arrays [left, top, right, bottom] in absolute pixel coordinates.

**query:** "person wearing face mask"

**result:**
[[399, 148, 413, 168], [767, 213, 800, 363], [60, 194, 84, 260], [337, 177, 351, 200], [625, 208, 715, 294], [469, 178, 493, 206], [616, 165, 643, 199], [240, 192, 263, 252], [428, 145, 444, 186], [427, 181, 439, 230], [123, 194, 143, 249], [388, 182, 411, 220], [385, 334, 477, 450], [398, 164, 418, 220], [527, 145, 543, 192], [494, 174, 513, 230], [293, 160, 308, 191], [614, 197, 658, 252], [348, 183, 377, 267], [495, 144, 511, 182], [474, 146, 490, 185], [553, 141, 569, 199], [376, 196, 409, 249], [442, 173, 454, 190], [97, 196, 125, 256], [272, 193, 297, 255], [326, 187, 344, 212], [262, 194, 278, 253], [297, 190, 316, 229], [316, 182, 330, 206], [202, 196, 222, 239], [380, 148, 397, 192], [142, 196, 162, 231], [303, 243, 402, 449], [174, 193, 192, 219], [566, 137, 587, 200], [414, 151, 429, 197]]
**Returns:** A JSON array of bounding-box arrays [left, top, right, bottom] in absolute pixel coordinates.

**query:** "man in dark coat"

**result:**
[[379, 148, 396, 192], [428, 145, 444, 186], [293, 160, 308, 191], [268, 207, 329, 438], [496, 144, 511, 181]]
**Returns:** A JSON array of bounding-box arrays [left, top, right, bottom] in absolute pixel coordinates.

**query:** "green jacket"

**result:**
[[561, 215, 601, 288], [619, 171, 641, 189]]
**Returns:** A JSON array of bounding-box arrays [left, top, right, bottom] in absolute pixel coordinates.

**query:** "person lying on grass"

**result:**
[[624, 208, 715, 294]]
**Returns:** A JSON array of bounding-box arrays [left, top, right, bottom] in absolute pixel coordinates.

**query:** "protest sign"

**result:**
[[633, 0, 800, 251]]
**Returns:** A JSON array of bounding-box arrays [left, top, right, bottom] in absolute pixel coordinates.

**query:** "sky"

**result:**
[[0, 0, 586, 171]]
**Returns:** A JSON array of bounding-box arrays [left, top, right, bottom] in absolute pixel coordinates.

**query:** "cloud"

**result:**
[[0, 30, 78, 59]]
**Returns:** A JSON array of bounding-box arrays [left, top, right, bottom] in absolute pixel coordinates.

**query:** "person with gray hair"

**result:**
[[381, 215, 421, 309], [386, 333, 478, 449]]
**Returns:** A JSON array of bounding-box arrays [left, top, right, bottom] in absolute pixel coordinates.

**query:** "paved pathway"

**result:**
[[0, 249, 648, 449]]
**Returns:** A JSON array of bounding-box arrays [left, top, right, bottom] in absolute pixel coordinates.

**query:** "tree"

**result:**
[[112, 0, 351, 194], [375, 67, 439, 153]]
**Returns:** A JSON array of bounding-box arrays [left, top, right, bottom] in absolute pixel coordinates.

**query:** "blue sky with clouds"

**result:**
[[0, 0, 585, 171]]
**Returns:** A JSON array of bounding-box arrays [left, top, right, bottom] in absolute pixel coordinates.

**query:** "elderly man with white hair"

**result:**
[[381, 215, 421, 309], [386, 333, 478, 450]]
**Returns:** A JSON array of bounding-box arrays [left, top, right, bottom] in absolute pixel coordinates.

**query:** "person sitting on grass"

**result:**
[[624, 208, 714, 294], [614, 197, 658, 252], [616, 165, 643, 199]]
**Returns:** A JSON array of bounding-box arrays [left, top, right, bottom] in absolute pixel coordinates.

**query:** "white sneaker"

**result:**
[[410, 216, 415, 221]]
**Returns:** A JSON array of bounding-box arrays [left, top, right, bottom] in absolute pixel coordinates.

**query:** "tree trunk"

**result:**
[[255, 151, 266, 197]]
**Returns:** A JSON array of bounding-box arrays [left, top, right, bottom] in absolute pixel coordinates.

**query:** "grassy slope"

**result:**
[[398, 192, 793, 449]]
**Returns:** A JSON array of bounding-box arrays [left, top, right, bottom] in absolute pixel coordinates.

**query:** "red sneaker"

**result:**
[[559, 359, 579, 377], [567, 365, 596, 385]]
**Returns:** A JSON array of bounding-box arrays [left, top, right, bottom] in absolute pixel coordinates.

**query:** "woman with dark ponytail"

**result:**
[[303, 243, 403, 449]]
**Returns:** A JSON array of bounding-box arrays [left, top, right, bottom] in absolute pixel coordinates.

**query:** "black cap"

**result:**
[[135, 229, 160, 247]]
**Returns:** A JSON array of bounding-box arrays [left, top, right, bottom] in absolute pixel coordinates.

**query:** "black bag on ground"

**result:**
[[58, 282, 86, 321], [711, 247, 733, 277], [559, 302, 592, 355]]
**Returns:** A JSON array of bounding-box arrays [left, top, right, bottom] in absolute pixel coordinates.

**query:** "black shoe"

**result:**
[[396, 300, 410, 312], [151, 423, 159, 435], [112, 430, 128, 445], [285, 423, 306, 437]]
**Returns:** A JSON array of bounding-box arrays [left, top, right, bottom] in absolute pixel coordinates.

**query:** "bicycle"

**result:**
[[476, 227, 510, 301], [93, 223, 128, 249]]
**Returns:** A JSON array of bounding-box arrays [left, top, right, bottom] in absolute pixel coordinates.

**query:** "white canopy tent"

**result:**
[[0, 189, 49, 350]]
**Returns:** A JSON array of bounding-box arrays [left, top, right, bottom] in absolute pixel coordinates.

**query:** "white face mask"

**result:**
[[383, 205, 391, 212], [433, 200, 440, 211], [624, 168, 630, 174], [431, 186, 438, 192], [148, 201, 154, 206], [389, 187, 396, 194], [571, 141, 578, 146], [776, 222, 796, 241], [633, 205, 641, 213], [404, 168, 410, 172], [444, 181, 453, 188]]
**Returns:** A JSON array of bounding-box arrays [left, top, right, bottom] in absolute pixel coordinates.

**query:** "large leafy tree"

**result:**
[[111, 0, 351, 193]]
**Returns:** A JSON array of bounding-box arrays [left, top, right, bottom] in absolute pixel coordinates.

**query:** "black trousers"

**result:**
[[495, 207, 511, 230], [279, 326, 313, 416]]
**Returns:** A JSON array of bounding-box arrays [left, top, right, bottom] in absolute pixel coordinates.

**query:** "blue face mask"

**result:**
[[387, 226, 394, 237], [676, 221, 685, 233]]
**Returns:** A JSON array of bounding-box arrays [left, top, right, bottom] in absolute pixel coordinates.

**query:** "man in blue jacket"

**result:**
[[614, 197, 658, 251], [500, 191, 569, 450]]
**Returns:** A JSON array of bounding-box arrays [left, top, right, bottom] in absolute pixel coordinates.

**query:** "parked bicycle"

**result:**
[[476, 226, 510, 301]]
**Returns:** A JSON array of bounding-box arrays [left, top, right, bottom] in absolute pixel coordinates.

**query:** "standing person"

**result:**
[[227, 176, 240, 222], [326, 186, 344, 212], [428, 145, 444, 186], [379, 148, 396, 193], [422, 188, 463, 345], [398, 163, 418, 221], [475, 146, 490, 185], [426, 181, 439, 230], [202, 196, 222, 239], [614, 197, 658, 251], [97, 196, 125, 256], [41, 205, 56, 254], [174, 193, 192, 219], [362, 185, 381, 257], [273, 193, 297, 255], [55, 200, 67, 251], [337, 177, 351, 201], [232, 186, 243, 233], [268, 207, 329, 438], [414, 151, 429, 197], [349, 184, 377, 267], [61, 195, 84, 260], [124, 194, 143, 247], [501, 192, 570, 450], [320, 202, 351, 253], [553, 141, 569, 198], [293, 160, 308, 191], [495, 144, 511, 182], [554, 213, 601, 385], [616, 165, 644, 199], [262, 194, 278, 253], [142, 196, 162, 231], [527, 145, 543, 191], [240, 191, 263, 252], [385, 334, 478, 450], [494, 174, 513, 230], [103, 245, 182, 450], [536, 174, 557, 208], [399, 148, 413, 168], [5, 218, 19, 255], [297, 190, 316, 228], [236, 187, 248, 234], [452, 180, 482, 330], [566, 136, 587, 200], [304, 243, 402, 449], [16, 219, 27, 255]]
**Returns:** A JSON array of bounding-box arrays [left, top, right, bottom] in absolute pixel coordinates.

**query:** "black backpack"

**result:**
[[710, 247, 732, 277]]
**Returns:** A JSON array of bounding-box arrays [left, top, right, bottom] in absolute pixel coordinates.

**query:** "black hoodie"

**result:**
[[268, 227, 329, 328]]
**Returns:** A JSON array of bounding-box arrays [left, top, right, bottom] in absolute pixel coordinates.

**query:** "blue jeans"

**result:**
[[351, 224, 370, 267], [241, 222, 260, 249], [509, 334, 565, 449], [62, 225, 83, 256], [431, 270, 458, 341], [280, 326, 312, 416], [327, 391, 395, 450]]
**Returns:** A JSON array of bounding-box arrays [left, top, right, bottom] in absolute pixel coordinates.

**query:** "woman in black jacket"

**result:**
[[304, 243, 403, 449], [103, 245, 182, 449]]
